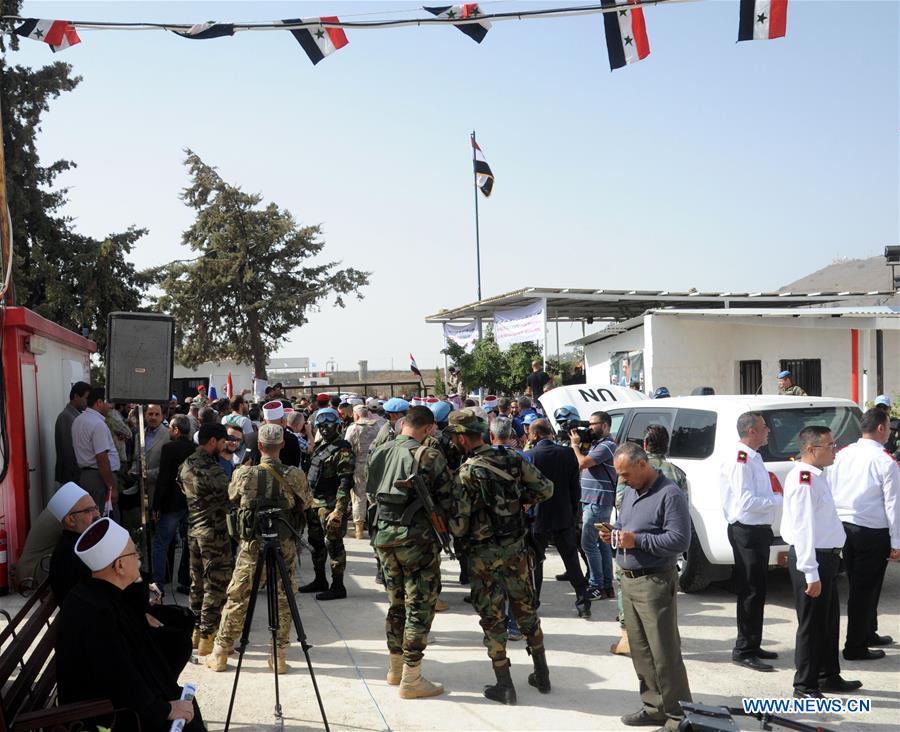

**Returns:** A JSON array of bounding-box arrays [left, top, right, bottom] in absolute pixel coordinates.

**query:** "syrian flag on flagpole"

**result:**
[[471, 136, 494, 197], [173, 21, 235, 39], [410, 354, 422, 379], [423, 4, 491, 43], [738, 0, 788, 42], [601, 0, 650, 71], [282, 18, 349, 65], [14, 19, 80, 52]]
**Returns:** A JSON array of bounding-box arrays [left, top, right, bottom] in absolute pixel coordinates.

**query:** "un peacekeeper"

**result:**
[[207, 424, 312, 673], [777, 370, 807, 396], [299, 407, 356, 601], [180, 423, 232, 657], [366, 405, 455, 698], [369, 397, 410, 453], [610, 424, 689, 656], [446, 409, 555, 705]]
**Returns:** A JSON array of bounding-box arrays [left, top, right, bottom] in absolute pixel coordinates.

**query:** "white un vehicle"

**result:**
[[541, 386, 863, 592]]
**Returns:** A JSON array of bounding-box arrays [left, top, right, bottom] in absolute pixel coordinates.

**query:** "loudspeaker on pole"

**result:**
[[106, 312, 175, 404]]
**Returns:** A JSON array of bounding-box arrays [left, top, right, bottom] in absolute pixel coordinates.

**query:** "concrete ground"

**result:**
[[2, 538, 897, 731], [170, 538, 899, 732]]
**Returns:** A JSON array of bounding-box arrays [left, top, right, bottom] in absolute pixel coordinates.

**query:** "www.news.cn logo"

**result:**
[[742, 697, 872, 715]]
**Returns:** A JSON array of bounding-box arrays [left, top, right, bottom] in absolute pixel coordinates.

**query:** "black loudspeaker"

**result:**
[[106, 312, 175, 404]]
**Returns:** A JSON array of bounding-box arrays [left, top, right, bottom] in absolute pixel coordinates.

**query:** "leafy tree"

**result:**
[[443, 329, 542, 395], [1, 3, 147, 351], [147, 150, 369, 378], [432, 367, 445, 397]]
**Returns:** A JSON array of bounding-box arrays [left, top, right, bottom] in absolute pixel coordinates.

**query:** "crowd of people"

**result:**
[[15, 371, 899, 731]]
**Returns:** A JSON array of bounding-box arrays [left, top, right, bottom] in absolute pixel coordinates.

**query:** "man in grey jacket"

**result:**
[[599, 442, 692, 732]]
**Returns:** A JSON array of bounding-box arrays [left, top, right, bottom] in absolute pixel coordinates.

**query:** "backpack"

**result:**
[[467, 447, 525, 539], [374, 444, 429, 528], [235, 465, 294, 541]]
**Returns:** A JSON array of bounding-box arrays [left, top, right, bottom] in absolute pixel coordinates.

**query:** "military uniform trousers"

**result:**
[[468, 537, 544, 663], [842, 522, 891, 655], [351, 468, 368, 524], [306, 506, 349, 578], [188, 527, 232, 637], [216, 537, 298, 649], [377, 542, 442, 665], [621, 565, 692, 731], [727, 522, 773, 659]]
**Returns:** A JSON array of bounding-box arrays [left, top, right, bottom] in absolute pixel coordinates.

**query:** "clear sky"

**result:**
[[13, 1, 899, 371]]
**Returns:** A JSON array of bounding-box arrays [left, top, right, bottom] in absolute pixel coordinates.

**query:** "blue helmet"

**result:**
[[430, 400, 452, 424], [523, 412, 540, 427], [652, 387, 671, 399], [383, 397, 410, 414], [553, 405, 580, 425], [314, 407, 340, 426]]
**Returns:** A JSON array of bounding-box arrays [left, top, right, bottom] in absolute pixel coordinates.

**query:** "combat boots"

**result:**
[[386, 653, 403, 685], [298, 567, 329, 594], [316, 576, 347, 601], [399, 663, 444, 699], [527, 647, 551, 693], [268, 649, 289, 673], [196, 635, 215, 657], [483, 659, 517, 705], [354, 521, 365, 540], [206, 644, 231, 672], [191, 628, 201, 649]]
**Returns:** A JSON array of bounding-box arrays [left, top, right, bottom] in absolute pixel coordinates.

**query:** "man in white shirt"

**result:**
[[830, 408, 900, 660], [721, 412, 783, 672], [781, 426, 860, 698], [71, 387, 120, 511]]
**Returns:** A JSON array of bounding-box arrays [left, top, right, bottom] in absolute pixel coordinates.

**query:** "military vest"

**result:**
[[466, 446, 525, 540], [235, 465, 295, 541], [375, 443, 429, 529], [308, 439, 350, 500]]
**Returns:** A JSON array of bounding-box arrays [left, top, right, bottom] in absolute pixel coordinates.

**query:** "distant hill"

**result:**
[[780, 255, 897, 306]]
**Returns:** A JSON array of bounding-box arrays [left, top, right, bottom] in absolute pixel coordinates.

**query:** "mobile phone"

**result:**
[[594, 521, 613, 532]]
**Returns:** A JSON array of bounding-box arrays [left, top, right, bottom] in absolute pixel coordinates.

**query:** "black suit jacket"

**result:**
[[529, 439, 581, 533], [153, 437, 196, 514]]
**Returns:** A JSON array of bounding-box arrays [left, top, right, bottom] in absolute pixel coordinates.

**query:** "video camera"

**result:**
[[256, 508, 284, 539], [557, 419, 591, 446]]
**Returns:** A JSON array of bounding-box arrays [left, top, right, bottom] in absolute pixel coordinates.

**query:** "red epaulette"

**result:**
[[799, 470, 812, 485], [736, 450, 748, 464]]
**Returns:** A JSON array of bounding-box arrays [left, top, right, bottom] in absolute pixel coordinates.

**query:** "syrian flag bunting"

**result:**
[[15, 19, 81, 52], [471, 136, 494, 197], [283, 17, 349, 65], [601, 0, 650, 71], [410, 354, 422, 378], [424, 4, 491, 43], [173, 21, 235, 39], [738, 0, 788, 41]]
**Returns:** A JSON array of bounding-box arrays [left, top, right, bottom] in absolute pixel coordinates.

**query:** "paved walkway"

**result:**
[[172, 538, 899, 731]]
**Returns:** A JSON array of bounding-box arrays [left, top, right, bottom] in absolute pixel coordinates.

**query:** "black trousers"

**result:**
[[788, 547, 841, 692], [532, 527, 587, 602], [727, 522, 773, 658], [842, 522, 891, 653]]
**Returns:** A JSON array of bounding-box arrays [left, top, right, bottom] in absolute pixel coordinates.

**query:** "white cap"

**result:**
[[347, 397, 363, 406], [366, 397, 380, 408], [874, 394, 891, 407], [75, 518, 130, 572], [47, 482, 89, 522], [262, 400, 285, 421]]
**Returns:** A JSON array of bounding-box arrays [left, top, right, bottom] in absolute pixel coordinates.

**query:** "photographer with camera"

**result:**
[[565, 408, 618, 601], [207, 424, 312, 673]]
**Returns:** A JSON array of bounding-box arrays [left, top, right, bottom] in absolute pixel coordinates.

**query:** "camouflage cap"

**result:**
[[444, 408, 486, 435], [258, 423, 285, 446]]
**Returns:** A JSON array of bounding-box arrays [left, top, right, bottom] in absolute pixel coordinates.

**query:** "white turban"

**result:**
[[48, 482, 89, 522], [75, 518, 130, 572], [262, 400, 285, 421]]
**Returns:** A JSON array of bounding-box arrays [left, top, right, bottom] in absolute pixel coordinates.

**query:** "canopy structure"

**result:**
[[424, 286, 894, 326]]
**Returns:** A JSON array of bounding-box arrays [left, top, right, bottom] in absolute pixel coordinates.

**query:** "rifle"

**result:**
[[394, 473, 456, 559]]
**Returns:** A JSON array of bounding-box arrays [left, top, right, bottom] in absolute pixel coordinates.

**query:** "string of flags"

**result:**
[[9, 0, 789, 71]]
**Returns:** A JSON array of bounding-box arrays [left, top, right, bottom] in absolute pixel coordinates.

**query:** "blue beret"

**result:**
[[777, 370, 791, 379], [383, 397, 410, 414], [430, 400, 452, 423], [523, 412, 539, 426]]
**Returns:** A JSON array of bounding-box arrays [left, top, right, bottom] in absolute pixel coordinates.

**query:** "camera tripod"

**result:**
[[224, 510, 329, 732]]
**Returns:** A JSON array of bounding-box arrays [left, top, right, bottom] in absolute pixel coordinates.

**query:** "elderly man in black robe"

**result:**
[[55, 518, 205, 732]]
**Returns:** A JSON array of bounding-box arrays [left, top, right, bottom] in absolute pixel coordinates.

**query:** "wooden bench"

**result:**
[[0, 580, 120, 732]]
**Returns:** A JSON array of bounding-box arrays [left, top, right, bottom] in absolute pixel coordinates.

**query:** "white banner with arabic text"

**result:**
[[494, 299, 545, 349], [443, 322, 478, 352]]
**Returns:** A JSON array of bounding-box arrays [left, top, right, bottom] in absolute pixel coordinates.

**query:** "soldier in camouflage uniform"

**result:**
[[366, 406, 454, 698], [207, 424, 312, 673], [179, 423, 232, 656], [344, 403, 382, 539], [610, 423, 688, 656], [299, 408, 356, 601], [777, 370, 807, 396], [446, 409, 555, 705]]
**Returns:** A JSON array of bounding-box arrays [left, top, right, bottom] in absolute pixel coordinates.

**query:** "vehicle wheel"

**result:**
[[678, 525, 713, 593]]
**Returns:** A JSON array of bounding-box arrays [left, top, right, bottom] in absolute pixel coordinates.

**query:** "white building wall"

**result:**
[[173, 360, 256, 396], [583, 315, 899, 402]]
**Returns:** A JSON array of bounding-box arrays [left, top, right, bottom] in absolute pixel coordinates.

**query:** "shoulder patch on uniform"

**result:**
[[799, 470, 812, 485], [737, 450, 748, 464]]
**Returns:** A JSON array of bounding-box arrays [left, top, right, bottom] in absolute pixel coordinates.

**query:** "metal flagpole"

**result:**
[[472, 130, 483, 340]]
